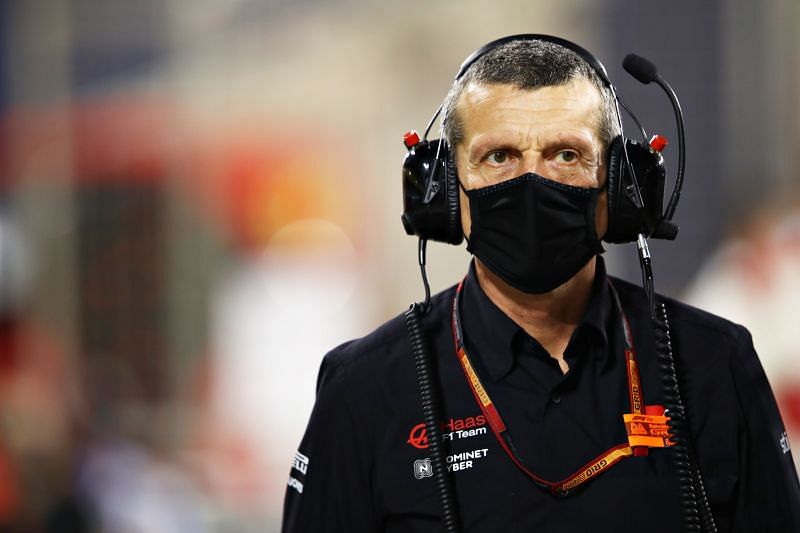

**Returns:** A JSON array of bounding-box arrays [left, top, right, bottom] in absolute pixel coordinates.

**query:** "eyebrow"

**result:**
[[467, 133, 524, 161], [542, 133, 598, 156]]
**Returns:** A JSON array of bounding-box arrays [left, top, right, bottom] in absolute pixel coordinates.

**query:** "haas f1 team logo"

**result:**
[[408, 423, 429, 449], [407, 415, 487, 449]]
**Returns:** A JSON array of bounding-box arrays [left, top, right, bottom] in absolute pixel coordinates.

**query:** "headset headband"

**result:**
[[453, 34, 613, 87]]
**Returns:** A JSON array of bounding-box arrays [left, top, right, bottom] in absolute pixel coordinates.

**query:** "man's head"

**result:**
[[443, 39, 622, 241], [443, 39, 620, 159]]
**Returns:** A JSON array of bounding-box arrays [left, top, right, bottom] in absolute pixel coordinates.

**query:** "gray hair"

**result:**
[[442, 40, 621, 153]]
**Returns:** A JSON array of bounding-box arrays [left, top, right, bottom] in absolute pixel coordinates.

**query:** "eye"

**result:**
[[486, 150, 509, 166], [555, 150, 579, 163]]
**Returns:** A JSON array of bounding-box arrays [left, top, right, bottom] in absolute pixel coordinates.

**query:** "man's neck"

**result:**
[[474, 257, 597, 374]]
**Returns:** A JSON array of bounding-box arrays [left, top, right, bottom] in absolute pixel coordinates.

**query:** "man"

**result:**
[[282, 37, 800, 532]]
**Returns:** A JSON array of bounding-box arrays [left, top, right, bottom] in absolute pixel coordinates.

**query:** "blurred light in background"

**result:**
[[0, 0, 798, 531], [685, 198, 800, 473]]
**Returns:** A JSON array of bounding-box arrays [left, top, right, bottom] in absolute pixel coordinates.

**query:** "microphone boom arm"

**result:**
[[654, 76, 685, 221]]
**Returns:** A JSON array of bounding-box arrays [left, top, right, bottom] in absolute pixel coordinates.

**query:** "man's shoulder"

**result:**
[[610, 275, 755, 389], [610, 275, 749, 345], [318, 283, 458, 389]]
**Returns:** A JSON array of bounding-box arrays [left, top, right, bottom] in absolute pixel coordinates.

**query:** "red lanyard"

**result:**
[[451, 278, 647, 496]]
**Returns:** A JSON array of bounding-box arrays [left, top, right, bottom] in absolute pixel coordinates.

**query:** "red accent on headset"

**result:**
[[649, 134, 668, 153], [404, 130, 421, 149]]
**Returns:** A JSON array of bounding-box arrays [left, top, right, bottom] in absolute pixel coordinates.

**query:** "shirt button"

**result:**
[[551, 394, 562, 405]]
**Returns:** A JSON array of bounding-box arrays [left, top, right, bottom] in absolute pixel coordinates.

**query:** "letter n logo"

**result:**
[[414, 458, 434, 479]]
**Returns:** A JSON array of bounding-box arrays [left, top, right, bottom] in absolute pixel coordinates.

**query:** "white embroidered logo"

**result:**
[[288, 476, 304, 494], [414, 458, 434, 479], [293, 451, 310, 475], [780, 431, 791, 454]]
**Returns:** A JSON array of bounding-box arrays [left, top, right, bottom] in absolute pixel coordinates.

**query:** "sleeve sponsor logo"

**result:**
[[780, 431, 791, 454], [287, 451, 309, 494], [407, 415, 487, 449], [292, 451, 309, 475], [288, 476, 304, 494]]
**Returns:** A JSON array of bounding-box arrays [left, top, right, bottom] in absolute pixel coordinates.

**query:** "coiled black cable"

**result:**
[[404, 302, 463, 533], [655, 301, 717, 533]]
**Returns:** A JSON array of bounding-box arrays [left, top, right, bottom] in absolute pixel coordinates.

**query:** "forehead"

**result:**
[[456, 79, 604, 145]]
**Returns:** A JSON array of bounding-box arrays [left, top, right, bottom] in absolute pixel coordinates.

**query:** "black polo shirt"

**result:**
[[282, 258, 800, 532]]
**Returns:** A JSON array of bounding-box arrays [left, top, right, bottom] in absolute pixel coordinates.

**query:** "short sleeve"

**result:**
[[729, 326, 800, 531], [281, 352, 379, 533]]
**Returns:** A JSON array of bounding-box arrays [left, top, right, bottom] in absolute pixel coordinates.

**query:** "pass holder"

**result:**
[[624, 404, 674, 456]]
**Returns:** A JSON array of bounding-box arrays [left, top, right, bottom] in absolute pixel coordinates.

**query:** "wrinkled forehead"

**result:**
[[455, 79, 605, 143]]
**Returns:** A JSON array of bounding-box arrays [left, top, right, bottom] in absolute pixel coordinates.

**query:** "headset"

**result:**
[[400, 35, 717, 533], [401, 34, 681, 248]]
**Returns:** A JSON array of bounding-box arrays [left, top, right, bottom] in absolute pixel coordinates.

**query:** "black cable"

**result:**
[[610, 87, 647, 213], [660, 302, 717, 533], [636, 234, 657, 320], [618, 97, 648, 142], [404, 303, 463, 533], [405, 237, 460, 531], [636, 233, 714, 532], [654, 303, 700, 531], [654, 302, 717, 532], [418, 239, 432, 312], [423, 105, 443, 140]]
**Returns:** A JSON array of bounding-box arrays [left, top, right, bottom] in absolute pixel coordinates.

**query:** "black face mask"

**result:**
[[464, 173, 604, 294]]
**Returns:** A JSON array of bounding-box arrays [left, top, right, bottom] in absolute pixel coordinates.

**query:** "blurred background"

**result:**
[[0, 0, 798, 530]]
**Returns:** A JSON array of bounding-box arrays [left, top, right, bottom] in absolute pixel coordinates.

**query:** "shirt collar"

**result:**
[[580, 255, 611, 349], [459, 256, 612, 382], [460, 260, 520, 381]]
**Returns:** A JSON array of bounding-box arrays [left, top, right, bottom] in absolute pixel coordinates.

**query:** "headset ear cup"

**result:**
[[400, 139, 463, 245], [444, 147, 464, 245], [604, 136, 624, 243], [603, 137, 668, 243]]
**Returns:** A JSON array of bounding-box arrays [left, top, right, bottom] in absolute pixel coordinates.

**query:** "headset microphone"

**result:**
[[623, 53, 685, 240], [623, 54, 660, 84]]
